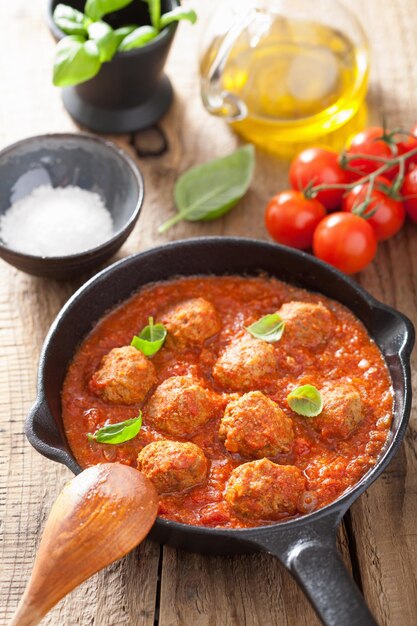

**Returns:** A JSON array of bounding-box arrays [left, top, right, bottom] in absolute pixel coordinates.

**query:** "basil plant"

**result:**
[[53, 0, 197, 87]]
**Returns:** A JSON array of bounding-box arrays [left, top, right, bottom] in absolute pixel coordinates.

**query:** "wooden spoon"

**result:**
[[9, 463, 159, 626]]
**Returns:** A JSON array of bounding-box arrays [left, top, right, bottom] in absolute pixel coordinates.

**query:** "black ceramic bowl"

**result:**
[[0, 134, 144, 279], [26, 238, 414, 626]]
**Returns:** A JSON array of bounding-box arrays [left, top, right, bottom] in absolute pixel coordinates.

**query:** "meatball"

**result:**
[[219, 391, 294, 458], [212, 335, 277, 391], [138, 440, 208, 494], [225, 459, 305, 520], [312, 383, 364, 439], [278, 301, 333, 349], [89, 346, 156, 405], [160, 297, 221, 350], [145, 376, 217, 436]]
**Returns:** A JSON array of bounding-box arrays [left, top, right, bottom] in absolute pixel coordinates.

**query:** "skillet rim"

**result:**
[[26, 236, 415, 538]]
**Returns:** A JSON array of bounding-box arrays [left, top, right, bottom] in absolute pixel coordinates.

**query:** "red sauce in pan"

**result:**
[[62, 276, 393, 528]]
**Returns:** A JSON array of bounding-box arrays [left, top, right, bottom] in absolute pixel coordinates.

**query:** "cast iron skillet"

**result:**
[[26, 238, 414, 626]]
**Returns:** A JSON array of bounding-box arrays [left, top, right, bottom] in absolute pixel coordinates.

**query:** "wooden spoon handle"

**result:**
[[9, 464, 158, 626], [9, 595, 43, 626]]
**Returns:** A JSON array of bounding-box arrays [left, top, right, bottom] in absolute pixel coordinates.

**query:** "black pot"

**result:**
[[26, 238, 414, 626], [47, 0, 179, 132]]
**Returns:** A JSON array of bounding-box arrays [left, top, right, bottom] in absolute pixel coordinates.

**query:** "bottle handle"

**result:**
[[201, 10, 257, 121]]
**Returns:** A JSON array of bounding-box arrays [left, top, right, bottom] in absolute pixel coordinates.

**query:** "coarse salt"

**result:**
[[0, 184, 114, 257]]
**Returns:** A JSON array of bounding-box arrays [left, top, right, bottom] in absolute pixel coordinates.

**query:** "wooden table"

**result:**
[[1, 1, 416, 624]]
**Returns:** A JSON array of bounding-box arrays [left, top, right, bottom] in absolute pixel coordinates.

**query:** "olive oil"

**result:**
[[202, 16, 368, 153]]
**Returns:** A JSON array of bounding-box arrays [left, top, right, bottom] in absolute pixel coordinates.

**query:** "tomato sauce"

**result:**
[[62, 276, 393, 528]]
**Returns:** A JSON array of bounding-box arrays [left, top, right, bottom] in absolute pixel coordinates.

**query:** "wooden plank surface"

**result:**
[[0, 1, 416, 625]]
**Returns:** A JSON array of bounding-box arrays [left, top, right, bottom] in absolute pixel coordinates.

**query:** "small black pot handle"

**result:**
[[25, 396, 81, 474], [251, 511, 379, 626]]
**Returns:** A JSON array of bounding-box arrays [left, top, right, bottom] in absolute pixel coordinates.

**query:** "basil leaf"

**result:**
[[158, 145, 255, 233], [114, 24, 138, 46], [131, 317, 167, 356], [53, 4, 88, 35], [118, 25, 159, 51], [245, 313, 285, 343], [85, 0, 134, 21], [160, 7, 197, 29], [287, 385, 323, 417], [87, 413, 142, 444], [53, 36, 101, 87], [143, 0, 161, 28], [88, 21, 118, 62]]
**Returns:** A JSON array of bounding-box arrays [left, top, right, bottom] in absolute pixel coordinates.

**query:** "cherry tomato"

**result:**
[[265, 190, 326, 250], [346, 126, 398, 179], [289, 148, 350, 210], [401, 167, 417, 222], [342, 176, 405, 241], [313, 213, 377, 274], [397, 124, 417, 170]]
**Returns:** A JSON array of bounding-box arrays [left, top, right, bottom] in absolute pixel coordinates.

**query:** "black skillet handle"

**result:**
[[252, 512, 379, 626], [286, 536, 378, 626]]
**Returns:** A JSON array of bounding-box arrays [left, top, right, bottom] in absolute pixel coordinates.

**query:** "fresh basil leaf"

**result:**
[[118, 25, 159, 51], [53, 4, 88, 35], [159, 7, 197, 29], [88, 21, 118, 62], [85, 0, 134, 21], [158, 145, 255, 233], [143, 0, 161, 28], [87, 413, 142, 444], [53, 36, 101, 87], [287, 385, 323, 417], [245, 313, 285, 343], [131, 317, 167, 356], [114, 24, 138, 46]]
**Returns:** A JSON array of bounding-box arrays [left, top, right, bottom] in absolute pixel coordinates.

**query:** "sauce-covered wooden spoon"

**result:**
[[9, 463, 159, 626]]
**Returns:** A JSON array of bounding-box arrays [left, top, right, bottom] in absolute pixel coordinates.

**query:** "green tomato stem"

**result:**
[[309, 145, 417, 197]]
